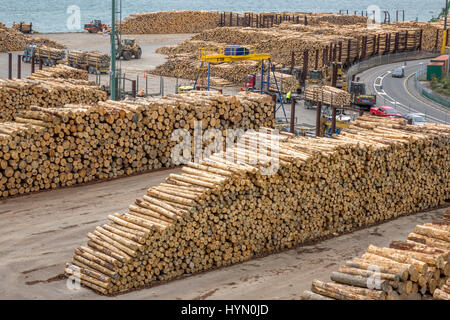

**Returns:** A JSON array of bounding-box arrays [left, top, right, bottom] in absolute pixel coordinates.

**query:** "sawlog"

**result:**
[[65, 117, 449, 294], [0, 91, 274, 198]]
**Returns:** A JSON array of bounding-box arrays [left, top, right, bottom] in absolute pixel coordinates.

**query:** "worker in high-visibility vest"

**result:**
[[286, 91, 292, 103], [138, 89, 145, 97]]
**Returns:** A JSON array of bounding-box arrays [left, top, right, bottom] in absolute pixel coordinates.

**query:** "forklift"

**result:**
[[324, 62, 347, 91], [116, 38, 142, 60], [349, 81, 377, 111], [307, 70, 324, 85]]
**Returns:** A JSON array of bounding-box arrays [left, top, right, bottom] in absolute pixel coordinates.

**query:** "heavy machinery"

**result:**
[[116, 38, 142, 60], [22, 44, 39, 64], [324, 62, 347, 91], [430, 1, 450, 22], [195, 46, 287, 121], [84, 20, 108, 33], [307, 70, 324, 85], [349, 81, 377, 111], [22, 44, 66, 66]]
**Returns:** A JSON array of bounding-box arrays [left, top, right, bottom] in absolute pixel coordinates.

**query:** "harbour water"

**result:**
[[0, 0, 446, 33]]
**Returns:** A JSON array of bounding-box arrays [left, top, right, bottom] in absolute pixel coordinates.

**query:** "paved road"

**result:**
[[357, 59, 450, 124]]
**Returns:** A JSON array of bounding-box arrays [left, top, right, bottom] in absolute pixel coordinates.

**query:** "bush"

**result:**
[[431, 75, 450, 97]]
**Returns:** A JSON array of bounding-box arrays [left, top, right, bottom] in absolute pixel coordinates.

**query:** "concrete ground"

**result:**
[[0, 166, 446, 299], [1, 32, 446, 300]]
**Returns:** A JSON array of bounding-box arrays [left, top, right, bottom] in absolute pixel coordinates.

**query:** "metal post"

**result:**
[[272, 94, 277, 121], [331, 106, 337, 135], [316, 101, 322, 137], [290, 51, 295, 73], [31, 55, 35, 74], [207, 63, 211, 90], [161, 76, 164, 96], [131, 80, 136, 98], [110, 0, 117, 100], [260, 60, 264, 94], [17, 55, 22, 79], [39, 58, 43, 70], [290, 98, 296, 134], [301, 51, 308, 86], [8, 53, 12, 80], [331, 62, 338, 87]]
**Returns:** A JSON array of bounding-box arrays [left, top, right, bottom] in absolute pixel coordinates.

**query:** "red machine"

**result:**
[[244, 74, 258, 91], [84, 20, 107, 33], [370, 106, 402, 118]]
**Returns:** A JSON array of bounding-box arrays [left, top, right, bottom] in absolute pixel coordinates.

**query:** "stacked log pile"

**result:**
[[28, 37, 66, 49], [153, 21, 427, 87], [120, 11, 220, 34], [67, 50, 110, 69], [28, 64, 89, 81], [397, 21, 447, 52], [0, 78, 106, 121], [0, 23, 65, 52], [0, 91, 274, 198], [65, 116, 449, 295], [305, 85, 351, 105], [12, 22, 32, 33], [35, 45, 66, 61], [0, 24, 27, 52], [119, 11, 367, 34], [303, 212, 450, 300]]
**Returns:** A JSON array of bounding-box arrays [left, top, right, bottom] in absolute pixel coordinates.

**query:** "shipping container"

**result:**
[[431, 55, 449, 71], [427, 62, 444, 80]]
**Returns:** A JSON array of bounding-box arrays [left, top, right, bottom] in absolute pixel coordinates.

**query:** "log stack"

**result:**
[[0, 24, 27, 52], [303, 213, 450, 300], [28, 64, 89, 81], [305, 85, 351, 106], [65, 116, 449, 295], [120, 10, 220, 34], [12, 22, 32, 34], [67, 50, 110, 70], [0, 23, 65, 52], [0, 91, 274, 198], [0, 77, 106, 121], [35, 45, 66, 61], [152, 21, 427, 87]]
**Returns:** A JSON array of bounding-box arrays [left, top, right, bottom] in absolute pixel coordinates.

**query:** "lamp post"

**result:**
[[110, 0, 117, 100]]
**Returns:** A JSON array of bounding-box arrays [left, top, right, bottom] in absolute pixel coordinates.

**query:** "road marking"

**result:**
[[403, 73, 450, 116], [373, 71, 445, 124]]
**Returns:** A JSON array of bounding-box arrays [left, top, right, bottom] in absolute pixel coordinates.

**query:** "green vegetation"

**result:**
[[431, 75, 450, 97]]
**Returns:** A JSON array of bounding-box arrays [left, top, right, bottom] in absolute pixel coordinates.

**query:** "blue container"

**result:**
[[224, 46, 249, 56]]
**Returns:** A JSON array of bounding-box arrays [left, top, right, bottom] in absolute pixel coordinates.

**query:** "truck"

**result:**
[[22, 44, 66, 66], [349, 81, 376, 111], [67, 50, 110, 74]]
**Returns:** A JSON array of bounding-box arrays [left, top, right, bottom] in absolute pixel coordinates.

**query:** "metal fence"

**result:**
[[414, 64, 450, 108], [347, 50, 439, 89]]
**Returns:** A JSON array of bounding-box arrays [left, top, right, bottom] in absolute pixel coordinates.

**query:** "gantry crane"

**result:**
[[194, 46, 287, 121]]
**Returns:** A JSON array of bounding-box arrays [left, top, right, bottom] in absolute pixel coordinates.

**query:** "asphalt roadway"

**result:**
[[357, 59, 450, 124]]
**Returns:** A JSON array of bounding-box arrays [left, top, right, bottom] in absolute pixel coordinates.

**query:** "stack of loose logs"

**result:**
[[0, 77, 106, 121], [67, 50, 110, 70], [35, 45, 66, 61], [303, 214, 450, 300], [153, 21, 426, 88], [304, 85, 351, 106], [0, 91, 274, 198], [66, 116, 449, 295], [28, 64, 89, 81], [119, 10, 220, 34]]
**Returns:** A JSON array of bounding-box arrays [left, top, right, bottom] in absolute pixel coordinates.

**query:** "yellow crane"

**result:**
[[193, 46, 288, 121]]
